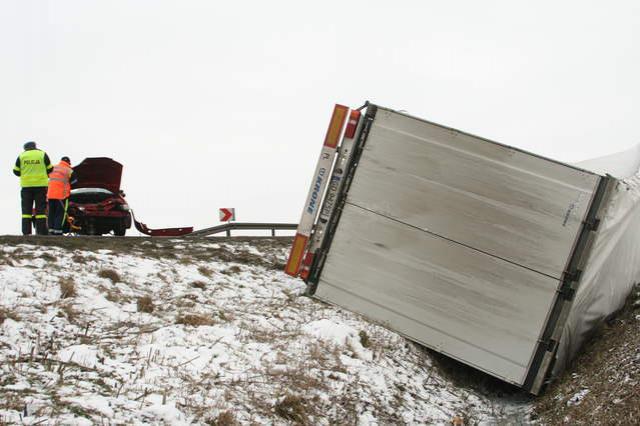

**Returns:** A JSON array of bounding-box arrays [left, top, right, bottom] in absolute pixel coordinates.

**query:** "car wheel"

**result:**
[[114, 223, 126, 236]]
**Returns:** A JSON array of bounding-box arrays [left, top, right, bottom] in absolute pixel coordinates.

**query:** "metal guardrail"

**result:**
[[187, 222, 297, 237]]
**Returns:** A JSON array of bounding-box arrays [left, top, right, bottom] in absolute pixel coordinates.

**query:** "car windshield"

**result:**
[[70, 188, 115, 204]]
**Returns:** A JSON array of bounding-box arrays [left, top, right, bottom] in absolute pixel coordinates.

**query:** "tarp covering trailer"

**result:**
[[286, 103, 640, 394]]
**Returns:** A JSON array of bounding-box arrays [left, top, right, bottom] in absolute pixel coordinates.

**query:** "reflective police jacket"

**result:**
[[13, 149, 53, 188]]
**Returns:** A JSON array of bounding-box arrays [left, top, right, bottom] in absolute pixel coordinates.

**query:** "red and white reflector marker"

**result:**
[[344, 109, 361, 139], [219, 208, 235, 222], [285, 104, 349, 277]]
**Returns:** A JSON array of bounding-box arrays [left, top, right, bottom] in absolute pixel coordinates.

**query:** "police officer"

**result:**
[[13, 141, 54, 235], [47, 156, 76, 235]]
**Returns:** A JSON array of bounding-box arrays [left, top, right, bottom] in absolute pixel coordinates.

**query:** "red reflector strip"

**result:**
[[285, 233, 309, 276], [302, 252, 314, 266], [344, 110, 361, 139], [323, 104, 349, 148]]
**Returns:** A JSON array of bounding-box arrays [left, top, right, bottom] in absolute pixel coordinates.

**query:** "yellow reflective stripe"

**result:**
[[49, 177, 66, 182], [63, 199, 69, 224], [22, 214, 32, 218], [13, 166, 20, 171], [35, 214, 47, 219]]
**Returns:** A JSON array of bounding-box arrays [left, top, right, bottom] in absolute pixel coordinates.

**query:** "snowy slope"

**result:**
[[0, 237, 529, 425]]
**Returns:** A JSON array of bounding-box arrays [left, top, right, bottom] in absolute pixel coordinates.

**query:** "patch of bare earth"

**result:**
[[533, 285, 640, 425]]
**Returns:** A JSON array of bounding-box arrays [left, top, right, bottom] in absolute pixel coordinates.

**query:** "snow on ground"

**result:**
[[0, 237, 530, 424]]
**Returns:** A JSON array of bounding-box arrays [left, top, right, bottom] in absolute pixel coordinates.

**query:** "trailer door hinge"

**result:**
[[564, 268, 582, 283], [559, 283, 576, 301], [546, 339, 557, 352], [583, 218, 601, 232]]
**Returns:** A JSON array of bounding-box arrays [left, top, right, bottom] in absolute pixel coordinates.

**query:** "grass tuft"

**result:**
[[0, 307, 21, 324], [359, 330, 371, 348], [198, 266, 213, 277], [59, 303, 79, 323], [39, 252, 58, 262], [59, 276, 77, 299], [274, 395, 308, 424], [176, 313, 215, 327], [206, 410, 237, 426], [190, 281, 207, 290], [137, 295, 154, 313], [98, 268, 121, 283], [221, 265, 241, 275]]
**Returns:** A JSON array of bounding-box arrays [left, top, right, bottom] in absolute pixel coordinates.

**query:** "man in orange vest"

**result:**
[[47, 156, 76, 235]]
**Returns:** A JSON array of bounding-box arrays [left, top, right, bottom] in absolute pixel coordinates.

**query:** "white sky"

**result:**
[[1, 1, 639, 235]]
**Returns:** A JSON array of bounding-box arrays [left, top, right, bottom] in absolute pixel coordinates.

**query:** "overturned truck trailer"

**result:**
[[285, 103, 640, 394]]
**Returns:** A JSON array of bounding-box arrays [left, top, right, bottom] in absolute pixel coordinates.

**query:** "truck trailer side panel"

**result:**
[[310, 105, 606, 390]]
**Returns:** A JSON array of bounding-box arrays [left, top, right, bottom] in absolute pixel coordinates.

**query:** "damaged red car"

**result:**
[[67, 158, 132, 236]]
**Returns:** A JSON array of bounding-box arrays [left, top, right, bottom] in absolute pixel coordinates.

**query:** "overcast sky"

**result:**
[[1, 1, 639, 236]]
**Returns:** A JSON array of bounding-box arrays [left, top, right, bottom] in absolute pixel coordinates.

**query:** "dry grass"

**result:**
[[197, 266, 213, 277], [274, 395, 308, 424], [136, 295, 154, 313], [0, 308, 20, 325], [98, 268, 121, 283], [271, 260, 286, 271], [39, 252, 58, 262], [175, 313, 215, 327], [533, 285, 640, 425], [190, 281, 207, 290], [102, 286, 127, 304], [0, 252, 15, 266], [58, 303, 79, 323], [59, 277, 77, 299], [217, 310, 232, 322], [206, 410, 237, 426], [0, 307, 21, 325], [221, 265, 241, 275], [359, 330, 371, 348]]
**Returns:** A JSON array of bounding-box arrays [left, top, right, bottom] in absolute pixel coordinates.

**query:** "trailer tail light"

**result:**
[[344, 110, 361, 139], [298, 252, 315, 280], [285, 233, 309, 276]]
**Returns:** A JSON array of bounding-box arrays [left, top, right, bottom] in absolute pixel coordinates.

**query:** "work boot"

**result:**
[[22, 218, 32, 235], [35, 218, 48, 235]]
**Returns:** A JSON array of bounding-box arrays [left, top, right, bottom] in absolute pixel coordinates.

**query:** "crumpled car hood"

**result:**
[[72, 157, 123, 194]]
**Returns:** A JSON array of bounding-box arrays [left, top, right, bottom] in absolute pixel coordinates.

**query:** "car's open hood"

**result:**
[[72, 157, 123, 194]]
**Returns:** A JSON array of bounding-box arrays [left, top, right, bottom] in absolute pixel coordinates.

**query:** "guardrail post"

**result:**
[[271, 229, 276, 237], [226, 230, 231, 237]]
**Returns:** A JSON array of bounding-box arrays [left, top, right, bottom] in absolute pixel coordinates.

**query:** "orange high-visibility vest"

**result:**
[[47, 161, 73, 200]]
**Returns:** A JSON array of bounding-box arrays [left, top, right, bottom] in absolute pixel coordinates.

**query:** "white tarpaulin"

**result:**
[[553, 145, 640, 375]]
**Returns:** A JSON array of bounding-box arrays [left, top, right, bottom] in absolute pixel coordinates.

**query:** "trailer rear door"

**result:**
[[312, 105, 604, 389]]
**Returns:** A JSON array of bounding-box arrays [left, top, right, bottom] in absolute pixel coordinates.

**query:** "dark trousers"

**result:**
[[48, 199, 68, 235], [21, 187, 48, 235]]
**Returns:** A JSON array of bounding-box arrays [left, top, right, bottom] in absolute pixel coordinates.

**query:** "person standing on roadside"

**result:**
[[12, 141, 53, 235], [47, 156, 76, 235]]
